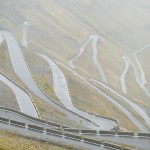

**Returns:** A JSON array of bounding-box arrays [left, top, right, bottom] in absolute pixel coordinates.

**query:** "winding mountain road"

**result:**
[[121, 55, 150, 97], [0, 74, 38, 118], [22, 22, 30, 48], [133, 44, 150, 97], [92, 79, 150, 128], [37, 53, 116, 130], [0, 107, 149, 150], [120, 56, 130, 94], [56, 61, 149, 132], [0, 23, 149, 132], [20, 23, 150, 131], [69, 35, 107, 83], [0, 29, 116, 130]]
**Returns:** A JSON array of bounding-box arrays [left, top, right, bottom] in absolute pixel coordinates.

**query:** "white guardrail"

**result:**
[[0, 116, 138, 150]]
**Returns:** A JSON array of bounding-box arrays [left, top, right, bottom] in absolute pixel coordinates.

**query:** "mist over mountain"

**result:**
[[0, 1, 150, 149]]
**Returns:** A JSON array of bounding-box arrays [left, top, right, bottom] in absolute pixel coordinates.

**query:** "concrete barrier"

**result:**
[[138, 132, 150, 138], [99, 130, 115, 135], [46, 128, 62, 136], [81, 130, 97, 135], [0, 116, 9, 124], [84, 137, 102, 146], [10, 120, 25, 128], [104, 142, 121, 150], [117, 131, 134, 136], [64, 128, 80, 133], [28, 124, 44, 132], [64, 133, 81, 141]]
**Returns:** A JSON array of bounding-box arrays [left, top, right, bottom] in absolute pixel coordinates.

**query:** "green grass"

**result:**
[[0, 130, 66, 150], [0, 130, 86, 150], [0, 130, 139, 150], [0, 0, 150, 132]]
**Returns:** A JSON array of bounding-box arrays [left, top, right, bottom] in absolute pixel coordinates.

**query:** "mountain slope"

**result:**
[[0, 0, 150, 131]]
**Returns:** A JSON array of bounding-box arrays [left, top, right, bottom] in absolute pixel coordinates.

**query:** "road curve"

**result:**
[[0, 30, 47, 99], [120, 56, 129, 94], [121, 55, 150, 97], [0, 121, 107, 150], [92, 79, 150, 128], [0, 29, 114, 130], [0, 74, 38, 118], [68, 35, 107, 83], [68, 37, 91, 69], [0, 107, 149, 150], [20, 23, 150, 132], [133, 43, 150, 84], [133, 44, 150, 97], [21, 24, 117, 130], [92, 36, 107, 83], [56, 61, 149, 132], [22, 22, 30, 48], [37, 53, 116, 130]]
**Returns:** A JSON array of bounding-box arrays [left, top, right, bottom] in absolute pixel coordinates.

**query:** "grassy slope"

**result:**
[[75, 42, 100, 80], [0, 44, 85, 129], [0, 130, 70, 150], [0, 81, 20, 110], [0, 129, 138, 150], [0, 0, 150, 130], [22, 45, 140, 131], [90, 79, 149, 130], [60, 66, 139, 131], [22, 48, 139, 131], [52, 0, 150, 108], [23, 49, 60, 104], [1, 0, 150, 102]]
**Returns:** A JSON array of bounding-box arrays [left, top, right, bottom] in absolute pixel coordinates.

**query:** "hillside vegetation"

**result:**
[[0, 130, 78, 150], [0, 0, 150, 131]]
